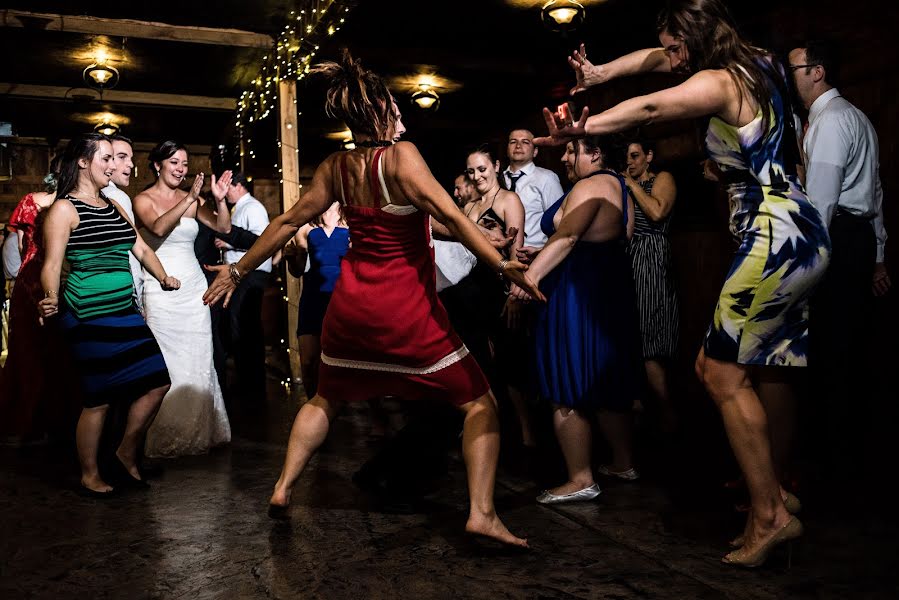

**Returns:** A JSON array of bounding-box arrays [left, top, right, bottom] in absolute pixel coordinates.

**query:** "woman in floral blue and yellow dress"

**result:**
[[535, 0, 830, 568]]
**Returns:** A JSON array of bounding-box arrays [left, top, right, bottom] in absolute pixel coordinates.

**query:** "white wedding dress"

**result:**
[[142, 218, 231, 457]]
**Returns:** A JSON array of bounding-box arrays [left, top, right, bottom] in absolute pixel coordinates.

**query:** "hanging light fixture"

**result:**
[[411, 83, 440, 111], [541, 0, 586, 32], [94, 121, 120, 136], [83, 56, 120, 90]]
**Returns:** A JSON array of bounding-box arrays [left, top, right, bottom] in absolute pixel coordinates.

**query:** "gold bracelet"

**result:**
[[44, 290, 58, 298], [496, 258, 509, 277]]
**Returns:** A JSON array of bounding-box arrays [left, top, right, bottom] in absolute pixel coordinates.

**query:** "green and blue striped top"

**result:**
[[63, 196, 137, 319]]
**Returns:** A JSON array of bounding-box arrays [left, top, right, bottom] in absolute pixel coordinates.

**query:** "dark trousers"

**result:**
[[808, 212, 876, 477], [203, 271, 228, 391], [228, 270, 268, 400]]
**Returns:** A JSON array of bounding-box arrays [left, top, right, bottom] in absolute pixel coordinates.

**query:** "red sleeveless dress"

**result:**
[[317, 147, 489, 405]]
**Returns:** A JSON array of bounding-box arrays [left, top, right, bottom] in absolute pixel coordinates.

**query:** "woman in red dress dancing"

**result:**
[[0, 160, 80, 443], [205, 51, 541, 547]]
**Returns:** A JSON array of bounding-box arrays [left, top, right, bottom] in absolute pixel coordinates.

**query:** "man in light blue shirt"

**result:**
[[790, 40, 890, 479]]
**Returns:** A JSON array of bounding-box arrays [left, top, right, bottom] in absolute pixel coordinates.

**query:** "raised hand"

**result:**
[[534, 104, 590, 147], [568, 44, 606, 95], [211, 170, 233, 202], [187, 172, 205, 204], [501, 260, 545, 303], [203, 264, 236, 308]]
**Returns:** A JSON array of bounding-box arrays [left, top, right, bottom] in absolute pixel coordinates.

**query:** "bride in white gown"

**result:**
[[134, 141, 232, 457]]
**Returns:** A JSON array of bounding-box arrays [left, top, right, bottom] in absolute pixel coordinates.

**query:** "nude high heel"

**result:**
[[729, 491, 801, 548], [722, 516, 803, 568]]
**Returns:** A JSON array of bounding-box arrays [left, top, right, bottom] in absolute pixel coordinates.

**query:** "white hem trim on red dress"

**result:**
[[320, 346, 470, 375]]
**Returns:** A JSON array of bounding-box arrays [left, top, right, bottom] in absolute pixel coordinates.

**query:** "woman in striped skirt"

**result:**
[[38, 134, 180, 496], [621, 140, 680, 440]]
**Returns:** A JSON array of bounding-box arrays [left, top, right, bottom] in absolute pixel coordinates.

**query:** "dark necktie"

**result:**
[[507, 172, 524, 192]]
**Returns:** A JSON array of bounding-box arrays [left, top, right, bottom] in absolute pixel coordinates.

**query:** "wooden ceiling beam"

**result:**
[[0, 10, 273, 48], [0, 83, 237, 111]]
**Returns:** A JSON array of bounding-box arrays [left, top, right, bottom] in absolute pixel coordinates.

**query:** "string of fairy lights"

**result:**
[[235, 0, 356, 169], [231, 2, 358, 390]]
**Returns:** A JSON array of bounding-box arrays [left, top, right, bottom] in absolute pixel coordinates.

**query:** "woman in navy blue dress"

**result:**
[[285, 201, 349, 397], [510, 136, 643, 504]]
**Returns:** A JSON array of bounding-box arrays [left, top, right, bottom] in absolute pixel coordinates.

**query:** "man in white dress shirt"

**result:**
[[790, 40, 890, 477], [101, 135, 144, 311], [221, 172, 271, 399], [503, 129, 564, 264]]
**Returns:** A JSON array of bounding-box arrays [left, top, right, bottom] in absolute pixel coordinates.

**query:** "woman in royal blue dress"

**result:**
[[284, 201, 349, 397], [510, 136, 643, 505]]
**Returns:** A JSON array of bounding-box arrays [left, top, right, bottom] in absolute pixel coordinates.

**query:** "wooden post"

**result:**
[[278, 78, 302, 384]]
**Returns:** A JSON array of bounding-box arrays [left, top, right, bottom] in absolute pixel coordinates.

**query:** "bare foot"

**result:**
[[81, 475, 113, 493], [547, 480, 595, 497], [269, 482, 291, 508], [465, 511, 528, 548], [115, 450, 142, 480]]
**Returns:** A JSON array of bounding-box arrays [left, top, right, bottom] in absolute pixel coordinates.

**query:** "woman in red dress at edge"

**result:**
[[0, 158, 80, 443], [205, 50, 541, 547]]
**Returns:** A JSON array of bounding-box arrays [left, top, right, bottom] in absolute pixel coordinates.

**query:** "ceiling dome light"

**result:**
[[83, 61, 120, 90], [411, 84, 440, 111], [94, 121, 120, 136], [541, 0, 586, 32]]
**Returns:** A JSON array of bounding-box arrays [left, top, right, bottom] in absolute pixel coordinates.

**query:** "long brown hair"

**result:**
[[657, 0, 774, 124], [310, 49, 396, 141]]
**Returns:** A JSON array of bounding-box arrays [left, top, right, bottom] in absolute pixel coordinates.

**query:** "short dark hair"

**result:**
[[230, 171, 253, 194], [110, 134, 133, 147], [802, 40, 840, 87]]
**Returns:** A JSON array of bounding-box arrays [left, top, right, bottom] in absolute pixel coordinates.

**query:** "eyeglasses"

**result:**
[[788, 63, 820, 72]]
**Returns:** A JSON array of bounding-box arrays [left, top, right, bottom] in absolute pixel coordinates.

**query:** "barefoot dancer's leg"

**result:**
[[697, 349, 792, 556], [460, 391, 528, 548], [116, 384, 168, 479], [77, 405, 112, 492], [270, 394, 339, 507]]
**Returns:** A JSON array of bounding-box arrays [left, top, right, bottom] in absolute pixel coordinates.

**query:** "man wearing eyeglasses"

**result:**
[[789, 40, 889, 480]]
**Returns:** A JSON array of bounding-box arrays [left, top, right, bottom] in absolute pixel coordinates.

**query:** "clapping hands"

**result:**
[[212, 170, 233, 202]]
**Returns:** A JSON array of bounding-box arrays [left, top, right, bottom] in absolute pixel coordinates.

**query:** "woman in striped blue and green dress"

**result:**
[[39, 134, 180, 497]]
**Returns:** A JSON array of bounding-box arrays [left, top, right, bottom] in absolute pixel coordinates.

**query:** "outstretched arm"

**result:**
[[203, 158, 335, 306], [570, 44, 670, 95], [537, 70, 732, 147]]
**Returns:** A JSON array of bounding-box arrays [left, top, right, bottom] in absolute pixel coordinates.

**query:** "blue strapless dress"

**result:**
[[534, 170, 644, 410]]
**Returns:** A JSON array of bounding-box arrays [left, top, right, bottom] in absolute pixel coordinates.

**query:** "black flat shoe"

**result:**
[[268, 504, 290, 520], [78, 484, 117, 499]]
